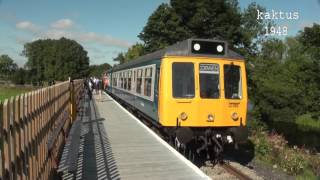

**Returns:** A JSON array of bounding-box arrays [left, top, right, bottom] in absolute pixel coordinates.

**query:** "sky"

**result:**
[[0, 0, 319, 67]]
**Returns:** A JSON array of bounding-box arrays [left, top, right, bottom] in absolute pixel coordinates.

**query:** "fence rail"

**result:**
[[0, 79, 84, 180]]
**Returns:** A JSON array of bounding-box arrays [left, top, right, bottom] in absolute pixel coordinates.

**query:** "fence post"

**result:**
[[0, 101, 3, 180], [69, 79, 76, 123]]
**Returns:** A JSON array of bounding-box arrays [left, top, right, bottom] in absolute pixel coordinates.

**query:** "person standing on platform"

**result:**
[[103, 75, 109, 90], [84, 78, 93, 100], [98, 78, 103, 101], [93, 77, 98, 94]]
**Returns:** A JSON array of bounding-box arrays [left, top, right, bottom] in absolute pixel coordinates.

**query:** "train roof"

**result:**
[[111, 38, 244, 72]]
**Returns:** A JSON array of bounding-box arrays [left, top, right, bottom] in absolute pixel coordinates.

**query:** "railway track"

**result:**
[[219, 161, 253, 180]]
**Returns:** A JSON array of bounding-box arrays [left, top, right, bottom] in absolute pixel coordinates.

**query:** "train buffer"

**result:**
[[58, 92, 210, 180]]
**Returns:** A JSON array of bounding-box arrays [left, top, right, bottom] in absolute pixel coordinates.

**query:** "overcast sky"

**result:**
[[0, 0, 319, 67]]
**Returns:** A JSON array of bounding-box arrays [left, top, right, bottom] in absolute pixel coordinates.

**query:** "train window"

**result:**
[[115, 73, 118, 87], [136, 69, 142, 94], [144, 68, 152, 97], [199, 63, 220, 99], [118, 73, 121, 88], [172, 62, 195, 98], [132, 70, 136, 91], [128, 70, 132, 91], [124, 71, 128, 90], [119, 72, 122, 88], [113, 73, 117, 87], [117, 73, 120, 87], [224, 64, 242, 99]]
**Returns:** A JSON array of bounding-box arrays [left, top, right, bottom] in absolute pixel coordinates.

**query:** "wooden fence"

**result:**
[[0, 79, 84, 180]]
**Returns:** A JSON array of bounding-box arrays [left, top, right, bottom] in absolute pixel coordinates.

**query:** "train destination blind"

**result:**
[[199, 64, 219, 74]]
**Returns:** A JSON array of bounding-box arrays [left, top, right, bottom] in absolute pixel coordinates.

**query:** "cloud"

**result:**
[[15, 37, 30, 45], [77, 32, 131, 48], [15, 19, 131, 49], [298, 21, 315, 29], [41, 30, 131, 48], [16, 21, 39, 33], [12, 18, 131, 65], [51, 19, 74, 29]]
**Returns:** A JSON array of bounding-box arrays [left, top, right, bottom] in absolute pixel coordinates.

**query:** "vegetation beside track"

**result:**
[[0, 86, 35, 102], [248, 118, 320, 179]]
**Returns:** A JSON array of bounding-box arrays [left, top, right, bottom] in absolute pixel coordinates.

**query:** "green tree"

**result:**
[[89, 63, 111, 77], [23, 37, 89, 84], [124, 43, 146, 61], [11, 68, 27, 85], [239, 2, 270, 56], [297, 24, 320, 118], [251, 34, 320, 124], [0, 54, 18, 80], [113, 52, 126, 64], [139, 3, 190, 53], [139, 1, 269, 54], [298, 23, 320, 48]]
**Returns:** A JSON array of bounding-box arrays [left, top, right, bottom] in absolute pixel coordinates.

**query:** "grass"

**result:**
[[0, 86, 36, 150], [0, 86, 35, 102], [296, 114, 320, 132]]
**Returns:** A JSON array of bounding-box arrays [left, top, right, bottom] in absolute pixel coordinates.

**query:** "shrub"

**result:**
[[250, 132, 271, 160], [250, 130, 320, 176], [296, 114, 320, 132], [296, 169, 318, 180]]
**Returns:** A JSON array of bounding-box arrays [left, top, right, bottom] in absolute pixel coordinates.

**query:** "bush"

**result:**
[[250, 130, 320, 176], [296, 114, 320, 132], [278, 148, 307, 174], [250, 132, 271, 160], [296, 169, 318, 180]]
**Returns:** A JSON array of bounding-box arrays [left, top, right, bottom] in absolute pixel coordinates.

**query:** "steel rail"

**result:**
[[220, 161, 253, 180]]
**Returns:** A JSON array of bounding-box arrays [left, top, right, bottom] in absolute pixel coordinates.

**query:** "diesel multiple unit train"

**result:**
[[105, 38, 248, 159]]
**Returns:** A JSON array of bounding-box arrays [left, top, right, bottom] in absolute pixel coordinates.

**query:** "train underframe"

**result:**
[[164, 126, 248, 162]]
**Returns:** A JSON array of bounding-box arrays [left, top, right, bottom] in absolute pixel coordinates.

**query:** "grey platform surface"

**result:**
[[59, 92, 210, 180]]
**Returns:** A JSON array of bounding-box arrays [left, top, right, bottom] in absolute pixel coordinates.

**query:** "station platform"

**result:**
[[58, 92, 210, 180]]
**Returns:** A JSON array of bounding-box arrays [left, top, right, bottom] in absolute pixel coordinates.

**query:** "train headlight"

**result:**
[[217, 45, 223, 52], [193, 43, 201, 51], [180, 112, 188, 121], [207, 114, 214, 122], [231, 112, 239, 121]]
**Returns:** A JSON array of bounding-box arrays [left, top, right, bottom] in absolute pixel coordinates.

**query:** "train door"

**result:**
[[153, 67, 160, 121], [196, 62, 225, 126]]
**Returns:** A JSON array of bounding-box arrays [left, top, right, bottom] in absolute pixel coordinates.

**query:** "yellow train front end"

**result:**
[[159, 56, 248, 128], [158, 50, 248, 157]]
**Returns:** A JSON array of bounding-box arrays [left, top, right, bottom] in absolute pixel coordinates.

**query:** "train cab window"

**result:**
[[199, 63, 220, 98], [224, 64, 242, 99], [136, 69, 142, 94], [128, 71, 132, 91], [144, 67, 152, 97], [172, 62, 195, 98]]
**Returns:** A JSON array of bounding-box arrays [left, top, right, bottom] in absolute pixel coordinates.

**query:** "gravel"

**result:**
[[200, 161, 263, 180], [200, 159, 295, 180]]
